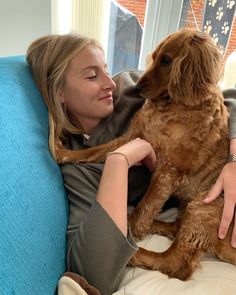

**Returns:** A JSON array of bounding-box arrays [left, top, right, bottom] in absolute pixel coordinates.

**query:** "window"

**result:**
[[179, 0, 236, 88], [52, 0, 236, 87], [140, 0, 236, 88], [107, 1, 147, 75]]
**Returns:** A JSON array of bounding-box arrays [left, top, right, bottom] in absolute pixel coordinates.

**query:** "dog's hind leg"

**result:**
[[130, 195, 223, 279], [129, 240, 203, 280], [150, 219, 181, 240], [129, 213, 206, 279]]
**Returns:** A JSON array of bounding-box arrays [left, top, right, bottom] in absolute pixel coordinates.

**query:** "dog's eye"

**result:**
[[160, 55, 172, 66]]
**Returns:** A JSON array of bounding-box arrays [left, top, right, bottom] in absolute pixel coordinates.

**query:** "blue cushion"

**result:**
[[0, 56, 68, 294]]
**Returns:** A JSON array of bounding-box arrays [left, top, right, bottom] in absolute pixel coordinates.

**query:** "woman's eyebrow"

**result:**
[[80, 65, 98, 73], [80, 64, 108, 73]]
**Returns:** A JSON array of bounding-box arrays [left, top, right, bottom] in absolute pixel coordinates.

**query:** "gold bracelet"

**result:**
[[107, 152, 130, 167]]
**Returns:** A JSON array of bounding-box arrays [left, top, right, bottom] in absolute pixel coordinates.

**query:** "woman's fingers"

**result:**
[[203, 163, 236, 247], [113, 138, 157, 172], [203, 177, 223, 204], [218, 198, 235, 240]]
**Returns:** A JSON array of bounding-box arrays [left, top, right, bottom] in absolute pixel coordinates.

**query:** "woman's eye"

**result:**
[[87, 74, 97, 80], [160, 55, 172, 66]]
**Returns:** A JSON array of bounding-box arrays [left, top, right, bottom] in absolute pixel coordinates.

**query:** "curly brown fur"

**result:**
[[56, 29, 236, 279]]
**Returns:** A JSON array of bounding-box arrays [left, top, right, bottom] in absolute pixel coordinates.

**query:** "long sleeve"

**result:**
[[222, 88, 236, 139], [62, 163, 150, 295]]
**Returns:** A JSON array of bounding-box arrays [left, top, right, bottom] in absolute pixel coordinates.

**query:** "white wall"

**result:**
[[0, 0, 51, 57]]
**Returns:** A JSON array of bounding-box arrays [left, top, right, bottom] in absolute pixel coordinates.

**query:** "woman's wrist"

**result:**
[[230, 137, 236, 155], [97, 150, 129, 237], [107, 151, 130, 167]]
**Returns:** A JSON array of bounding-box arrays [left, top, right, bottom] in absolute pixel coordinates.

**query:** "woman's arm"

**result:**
[[96, 138, 156, 236], [64, 138, 156, 294]]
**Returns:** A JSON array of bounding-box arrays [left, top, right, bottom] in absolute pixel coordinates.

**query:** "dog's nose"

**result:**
[[135, 82, 143, 91]]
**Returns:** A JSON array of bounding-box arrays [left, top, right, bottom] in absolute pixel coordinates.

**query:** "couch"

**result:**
[[1, 56, 236, 295], [0, 56, 68, 295]]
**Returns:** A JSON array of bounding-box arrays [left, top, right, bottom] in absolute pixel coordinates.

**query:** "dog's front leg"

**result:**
[[129, 168, 180, 240], [55, 135, 130, 164]]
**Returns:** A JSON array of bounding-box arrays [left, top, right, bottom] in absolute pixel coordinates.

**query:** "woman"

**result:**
[[26, 33, 236, 294]]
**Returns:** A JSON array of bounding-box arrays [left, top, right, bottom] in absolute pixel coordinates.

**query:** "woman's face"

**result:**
[[60, 44, 116, 134]]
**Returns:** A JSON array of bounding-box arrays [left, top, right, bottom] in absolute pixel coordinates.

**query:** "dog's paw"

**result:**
[[55, 151, 70, 164], [54, 139, 71, 164], [129, 209, 153, 240], [56, 153, 71, 164], [131, 222, 152, 240], [127, 254, 137, 267], [55, 149, 71, 164]]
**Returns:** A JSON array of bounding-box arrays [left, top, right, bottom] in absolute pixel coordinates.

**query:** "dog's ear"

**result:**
[[169, 32, 223, 106]]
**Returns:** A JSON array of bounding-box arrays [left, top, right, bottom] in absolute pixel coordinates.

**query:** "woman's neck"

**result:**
[[70, 114, 101, 135]]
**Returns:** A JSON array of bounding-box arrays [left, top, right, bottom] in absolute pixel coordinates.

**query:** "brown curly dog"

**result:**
[[56, 29, 236, 280]]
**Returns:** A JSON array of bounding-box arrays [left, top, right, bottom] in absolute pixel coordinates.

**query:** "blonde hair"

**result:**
[[26, 33, 103, 160]]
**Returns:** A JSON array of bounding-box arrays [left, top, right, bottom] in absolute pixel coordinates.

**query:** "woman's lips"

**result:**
[[98, 94, 113, 101]]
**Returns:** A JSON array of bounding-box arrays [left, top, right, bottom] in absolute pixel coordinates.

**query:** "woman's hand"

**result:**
[[204, 162, 236, 247], [111, 138, 157, 172]]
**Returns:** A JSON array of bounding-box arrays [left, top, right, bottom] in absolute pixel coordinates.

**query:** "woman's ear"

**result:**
[[169, 34, 222, 106], [59, 90, 65, 103]]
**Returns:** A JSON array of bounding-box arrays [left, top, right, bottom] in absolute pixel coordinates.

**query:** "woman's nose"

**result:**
[[103, 73, 116, 90]]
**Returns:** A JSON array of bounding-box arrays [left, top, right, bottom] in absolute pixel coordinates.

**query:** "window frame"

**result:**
[[139, 0, 184, 69]]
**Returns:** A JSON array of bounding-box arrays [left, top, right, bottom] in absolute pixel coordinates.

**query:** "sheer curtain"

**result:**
[[51, 0, 72, 34], [51, 0, 185, 71], [51, 0, 111, 55]]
